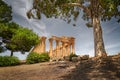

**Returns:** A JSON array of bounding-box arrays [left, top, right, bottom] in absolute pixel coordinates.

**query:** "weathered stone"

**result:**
[[77, 56, 81, 61], [72, 57, 78, 62], [64, 56, 70, 61], [81, 55, 89, 60]]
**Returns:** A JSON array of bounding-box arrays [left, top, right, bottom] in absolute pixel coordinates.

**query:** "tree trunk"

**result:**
[[10, 50, 13, 56], [92, 16, 107, 57]]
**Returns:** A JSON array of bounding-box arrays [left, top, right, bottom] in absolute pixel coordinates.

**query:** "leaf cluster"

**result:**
[[0, 0, 12, 23], [0, 56, 20, 66], [26, 52, 50, 64], [27, 0, 82, 24], [0, 22, 39, 53], [27, 0, 120, 26]]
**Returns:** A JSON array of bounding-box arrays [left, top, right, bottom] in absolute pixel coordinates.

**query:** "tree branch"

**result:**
[[63, 3, 91, 16]]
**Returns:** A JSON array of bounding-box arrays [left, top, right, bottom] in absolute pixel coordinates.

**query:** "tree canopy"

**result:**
[[0, 22, 39, 56], [0, 0, 12, 23], [27, 0, 120, 24], [0, 0, 40, 56]]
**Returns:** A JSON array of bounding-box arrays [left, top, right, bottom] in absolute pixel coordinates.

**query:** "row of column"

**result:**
[[49, 38, 75, 59], [32, 36, 75, 60]]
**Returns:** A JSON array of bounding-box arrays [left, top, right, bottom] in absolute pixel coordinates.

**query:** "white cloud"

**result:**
[[106, 43, 120, 50]]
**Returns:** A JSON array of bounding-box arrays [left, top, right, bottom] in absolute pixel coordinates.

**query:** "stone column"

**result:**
[[41, 37, 46, 52], [59, 47, 62, 58], [32, 37, 46, 54], [32, 37, 41, 53], [62, 42, 65, 57], [56, 40, 59, 59], [64, 43, 68, 56], [67, 44, 71, 56], [71, 38, 75, 54], [49, 38, 53, 57]]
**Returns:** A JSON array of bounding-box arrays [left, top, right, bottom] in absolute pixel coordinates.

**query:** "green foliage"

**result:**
[[26, 52, 41, 64], [0, 46, 2, 53], [27, 0, 80, 24], [69, 53, 78, 61], [0, 56, 20, 66], [0, 22, 39, 56], [100, 0, 120, 22], [28, 0, 120, 23], [0, 0, 12, 23], [0, 22, 19, 40], [26, 52, 50, 64], [39, 52, 50, 62], [8, 27, 39, 52]]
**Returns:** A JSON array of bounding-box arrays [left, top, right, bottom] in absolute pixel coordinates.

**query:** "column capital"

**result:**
[[41, 36, 47, 41], [49, 38, 53, 41]]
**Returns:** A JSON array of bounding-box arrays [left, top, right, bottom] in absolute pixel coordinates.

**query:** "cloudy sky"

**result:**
[[1, 0, 120, 60]]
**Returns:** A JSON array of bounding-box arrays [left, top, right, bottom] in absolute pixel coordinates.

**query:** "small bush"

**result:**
[[0, 56, 20, 66], [39, 52, 50, 62], [26, 52, 50, 64], [69, 53, 78, 61], [26, 52, 41, 64]]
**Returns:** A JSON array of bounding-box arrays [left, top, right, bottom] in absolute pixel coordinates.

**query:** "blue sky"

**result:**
[[1, 0, 120, 60]]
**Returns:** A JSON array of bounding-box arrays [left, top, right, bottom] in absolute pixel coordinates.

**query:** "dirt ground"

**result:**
[[0, 61, 76, 80], [0, 55, 120, 80]]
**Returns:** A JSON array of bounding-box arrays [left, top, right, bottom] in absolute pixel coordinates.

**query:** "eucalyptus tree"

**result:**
[[27, 0, 120, 57]]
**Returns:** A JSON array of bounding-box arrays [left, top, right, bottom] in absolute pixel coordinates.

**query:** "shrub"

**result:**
[[26, 52, 50, 64], [39, 52, 50, 62], [0, 56, 20, 66], [69, 53, 78, 61], [26, 52, 41, 64]]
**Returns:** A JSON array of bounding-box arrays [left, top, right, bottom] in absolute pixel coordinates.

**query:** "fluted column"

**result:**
[[64, 43, 68, 56], [71, 38, 75, 54], [32, 37, 46, 54], [41, 37, 46, 52], [56, 40, 59, 59], [62, 42, 65, 57], [67, 44, 71, 56], [49, 38, 53, 57]]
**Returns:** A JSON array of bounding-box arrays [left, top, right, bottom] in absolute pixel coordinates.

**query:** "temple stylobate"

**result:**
[[32, 36, 75, 60]]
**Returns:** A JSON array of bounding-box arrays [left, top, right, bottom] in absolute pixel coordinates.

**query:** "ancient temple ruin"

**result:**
[[32, 36, 75, 59], [32, 36, 46, 53]]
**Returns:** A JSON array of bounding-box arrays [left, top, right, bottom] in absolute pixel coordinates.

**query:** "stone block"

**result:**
[[72, 57, 78, 62], [81, 55, 89, 60]]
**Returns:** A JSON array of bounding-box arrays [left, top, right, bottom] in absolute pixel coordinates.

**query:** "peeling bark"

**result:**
[[93, 16, 107, 57]]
